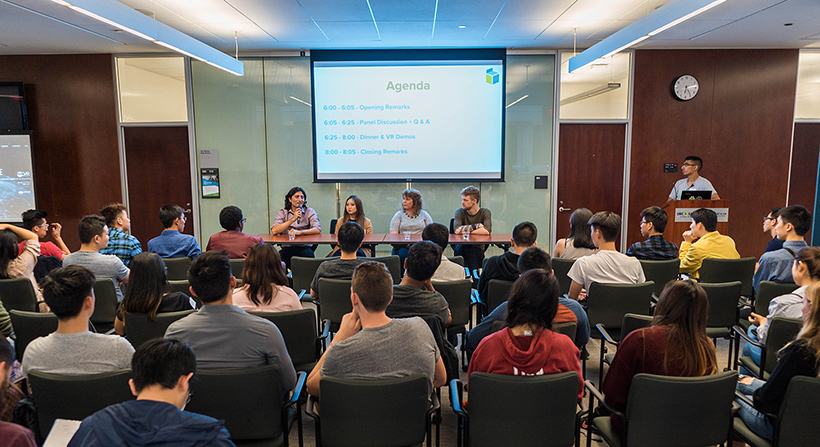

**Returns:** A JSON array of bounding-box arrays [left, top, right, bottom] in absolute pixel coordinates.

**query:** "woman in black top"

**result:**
[[736, 282, 820, 439], [114, 252, 197, 336]]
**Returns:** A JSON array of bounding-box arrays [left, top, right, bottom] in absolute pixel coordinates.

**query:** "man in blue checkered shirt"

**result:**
[[626, 206, 678, 260], [99, 203, 142, 266]]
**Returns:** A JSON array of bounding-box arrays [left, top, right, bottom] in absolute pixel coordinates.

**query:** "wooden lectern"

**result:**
[[661, 200, 730, 248]]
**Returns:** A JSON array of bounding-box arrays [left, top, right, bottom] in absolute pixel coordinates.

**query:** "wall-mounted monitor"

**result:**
[[0, 133, 36, 222], [0, 82, 29, 132], [311, 49, 506, 183]]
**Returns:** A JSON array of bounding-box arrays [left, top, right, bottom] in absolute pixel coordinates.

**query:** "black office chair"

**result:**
[[317, 278, 352, 333], [124, 309, 197, 349], [596, 313, 654, 383], [250, 309, 326, 372], [551, 258, 575, 297], [700, 281, 742, 369], [733, 376, 820, 447], [329, 218, 338, 234], [91, 278, 119, 333], [451, 371, 579, 447], [735, 316, 802, 379], [230, 258, 246, 279], [746, 281, 800, 330], [371, 255, 402, 284], [639, 259, 680, 298], [0, 277, 38, 312], [432, 279, 474, 368], [162, 257, 192, 281], [699, 257, 756, 297], [9, 310, 58, 362], [167, 279, 192, 295], [485, 279, 514, 316], [186, 366, 306, 447]]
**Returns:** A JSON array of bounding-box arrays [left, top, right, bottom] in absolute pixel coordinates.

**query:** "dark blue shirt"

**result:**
[[626, 235, 678, 260], [765, 236, 784, 253]]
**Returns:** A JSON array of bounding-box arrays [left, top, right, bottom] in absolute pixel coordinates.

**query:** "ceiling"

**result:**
[[1, 0, 819, 56]]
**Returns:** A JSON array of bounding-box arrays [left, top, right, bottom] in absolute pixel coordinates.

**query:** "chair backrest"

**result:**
[[167, 279, 191, 295], [124, 310, 196, 349], [551, 258, 575, 296], [623, 370, 737, 447], [291, 256, 334, 293], [468, 371, 579, 447], [700, 281, 742, 329], [449, 218, 456, 234], [762, 317, 803, 374], [330, 218, 338, 234], [431, 279, 471, 328], [320, 375, 429, 447], [91, 278, 119, 332], [162, 257, 192, 281], [756, 281, 799, 316], [186, 365, 288, 442], [777, 376, 820, 446], [317, 278, 353, 332], [587, 282, 654, 335], [229, 258, 245, 278], [371, 255, 402, 284], [699, 257, 756, 297], [250, 309, 319, 370], [9, 310, 58, 362], [620, 313, 654, 341], [28, 369, 133, 438], [486, 279, 514, 312], [449, 256, 465, 267], [0, 277, 38, 312], [639, 259, 680, 297]]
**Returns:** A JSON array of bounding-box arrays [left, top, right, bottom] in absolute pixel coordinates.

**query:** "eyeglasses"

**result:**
[[640, 220, 648, 225], [682, 163, 697, 167], [763, 216, 775, 222], [240, 217, 247, 223]]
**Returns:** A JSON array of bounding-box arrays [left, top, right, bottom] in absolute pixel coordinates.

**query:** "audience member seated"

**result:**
[[477, 221, 538, 305], [626, 206, 678, 260], [99, 203, 142, 266], [568, 212, 645, 301], [466, 247, 590, 359], [762, 207, 784, 253], [232, 243, 301, 313], [423, 222, 465, 282], [735, 282, 820, 441], [743, 247, 820, 372], [19, 209, 69, 260], [271, 186, 321, 269], [386, 241, 451, 327], [206, 205, 263, 259], [553, 208, 597, 260], [678, 208, 740, 279], [753, 205, 811, 291], [602, 280, 718, 435], [22, 266, 134, 377], [389, 188, 433, 268], [62, 215, 130, 302], [309, 222, 367, 298], [467, 269, 583, 399], [0, 334, 36, 447], [147, 204, 201, 260], [164, 251, 297, 392], [306, 262, 446, 397], [114, 253, 197, 336], [68, 338, 233, 447], [452, 185, 492, 271], [0, 223, 44, 328], [329, 195, 372, 257]]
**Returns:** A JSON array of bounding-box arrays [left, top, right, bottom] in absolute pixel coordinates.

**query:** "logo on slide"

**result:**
[[486, 68, 499, 85]]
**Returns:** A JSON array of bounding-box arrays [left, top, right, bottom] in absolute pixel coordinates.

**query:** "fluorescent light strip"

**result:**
[[0, 0, 126, 45], [505, 95, 528, 109], [568, 0, 726, 73], [289, 96, 312, 107], [48, 0, 244, 76]]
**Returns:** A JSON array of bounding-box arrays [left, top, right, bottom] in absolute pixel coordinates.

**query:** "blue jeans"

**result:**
[[740, 325, 763, 376], [392, 246, 409, 271], [279, 245, 315, 270], [736, 378, 774, 440]]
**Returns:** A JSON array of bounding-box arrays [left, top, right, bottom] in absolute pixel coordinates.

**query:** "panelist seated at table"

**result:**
[[329, 195, 372, 258], [665, 155, 720, 202], [389, 188, 433, 268], [452, 185, 491, 272], [270, 186, 321, 268]]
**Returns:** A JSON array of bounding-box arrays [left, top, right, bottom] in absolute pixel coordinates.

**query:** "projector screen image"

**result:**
[[0, 134, 35, 222], [311, 49, 505, 182]]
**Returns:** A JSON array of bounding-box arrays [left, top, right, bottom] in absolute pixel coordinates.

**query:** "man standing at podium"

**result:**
[[666, 156, 721, 201]]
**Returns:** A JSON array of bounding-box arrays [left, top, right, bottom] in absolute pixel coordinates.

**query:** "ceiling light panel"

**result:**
[[433, 21, 493, 40]]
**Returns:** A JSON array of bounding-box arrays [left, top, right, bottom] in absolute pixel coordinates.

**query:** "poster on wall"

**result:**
[[200, 149, 220, 198]]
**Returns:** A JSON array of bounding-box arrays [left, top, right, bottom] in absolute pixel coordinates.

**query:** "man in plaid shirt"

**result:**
[[99, 203, 142, 266], [626, 206, 678, 260]]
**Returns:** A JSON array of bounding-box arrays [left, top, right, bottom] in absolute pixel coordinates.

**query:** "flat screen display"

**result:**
[[0, 134, 36, 222], [311, 49, 506, 182]]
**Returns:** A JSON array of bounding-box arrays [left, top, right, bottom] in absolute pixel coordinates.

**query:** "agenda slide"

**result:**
[[311, 50, 505, 182], [0, 133, 35, 222]]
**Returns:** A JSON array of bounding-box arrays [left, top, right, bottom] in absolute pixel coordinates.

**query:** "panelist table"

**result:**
[[259, 233, 385, 246], [259, 233, 512, 251]]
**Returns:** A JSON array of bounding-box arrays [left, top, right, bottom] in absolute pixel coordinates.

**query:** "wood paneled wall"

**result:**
[[790, 123, 820, 244], [628, 49, 799, 258], [0, 55, 121, 250]]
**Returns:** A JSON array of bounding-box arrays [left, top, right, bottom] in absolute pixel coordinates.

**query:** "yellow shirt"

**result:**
[[678, 231, 740, 279]]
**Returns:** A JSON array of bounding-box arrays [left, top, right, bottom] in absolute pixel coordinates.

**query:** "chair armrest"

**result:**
[[734, 390, 754, 407], [449, 379, 466, 416], [596, 324, 620, 346], [470, 289, 485, 313], [288, 371, 307, 405], [305, 395, 319, 422], [428, 388, 441, 418], [584, 380, 625, 420], [464, 267, 471, 279], [733, 325, 762, 348], [298, 289, 307, 300], [287, 271, 292, 278], [320, 319, 331, 350], [472, 269, 481, 281]]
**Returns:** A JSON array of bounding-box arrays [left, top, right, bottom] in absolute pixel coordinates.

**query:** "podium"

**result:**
[[661, 200, 729, 248]]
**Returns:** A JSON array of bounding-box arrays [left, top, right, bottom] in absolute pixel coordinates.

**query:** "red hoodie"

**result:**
[[467, 327, 584, 400]]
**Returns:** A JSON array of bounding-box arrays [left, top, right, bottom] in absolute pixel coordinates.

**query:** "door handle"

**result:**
[[558, 207, 571, 212]]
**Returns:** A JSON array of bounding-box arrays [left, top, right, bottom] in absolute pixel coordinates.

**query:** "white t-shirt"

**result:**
[[669, 176, 717, 200], [567, 250, 646, 290]]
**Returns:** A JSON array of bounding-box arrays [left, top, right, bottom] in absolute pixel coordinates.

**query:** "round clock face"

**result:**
[[674, 75, 699, 101]]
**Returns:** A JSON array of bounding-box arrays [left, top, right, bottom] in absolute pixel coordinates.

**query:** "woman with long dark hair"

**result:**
[[602, 280, 718, 434], [271, 186, 321, 268], [232, 243, 301, 312], [114, 252, 196, 336], [329, 195, 372, 257], [389, 188, 433, 267], [467, 269, 583, 399], [553, 208, 597, 259]]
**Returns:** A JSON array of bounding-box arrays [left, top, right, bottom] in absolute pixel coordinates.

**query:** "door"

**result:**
[[556, 123, 626, 247], [123, 126, 193, 246]]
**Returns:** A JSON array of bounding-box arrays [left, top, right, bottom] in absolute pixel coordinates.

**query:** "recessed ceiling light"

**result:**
[[784, 23, 793, 26], [458, 25, 467, 29]]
